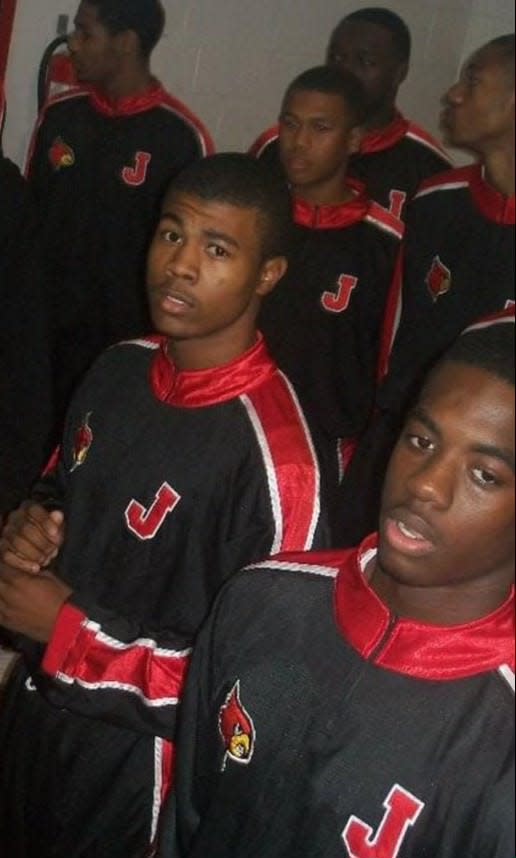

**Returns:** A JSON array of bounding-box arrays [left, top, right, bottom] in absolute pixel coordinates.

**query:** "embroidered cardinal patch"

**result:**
[[49, 137, 75, 171], [425, 256, 452, 302], [218, 681, 256, 771], [70, 411, 93, 472]]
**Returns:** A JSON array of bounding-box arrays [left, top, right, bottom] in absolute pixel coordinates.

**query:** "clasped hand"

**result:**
[[0, 503, 71, 642]]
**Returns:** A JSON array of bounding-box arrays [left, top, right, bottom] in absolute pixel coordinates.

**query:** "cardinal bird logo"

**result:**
[[48, 137, 75, 171], [425, 256, 452, 302], [70, 412, 93, 472], [218, 681, 256, 771]]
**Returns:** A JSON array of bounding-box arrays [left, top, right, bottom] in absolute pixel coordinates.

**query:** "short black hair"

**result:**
[[332, 7, 411, 64], [437, 320, 515, 389], [283, 65, 368, 126], [87, 0, 165, 57], [166, 153, 293, 261], [487, 33, 515, 78]]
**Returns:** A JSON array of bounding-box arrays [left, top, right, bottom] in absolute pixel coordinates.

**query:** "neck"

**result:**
[[167, 327, 258, 372], [368, 561, 512, 625], [100, 64, 153, 103], [293, 176, 355, 207], [363, 102, 397, 132], [482, 145, 515, 197]]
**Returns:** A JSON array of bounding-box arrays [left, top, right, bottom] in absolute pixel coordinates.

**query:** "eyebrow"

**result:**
[[408, 406, 440, 436], [409, 407, 515, 472], [279, 108, 338, 123], [474, 444, 515, 473], [159, 212, 241, 250]]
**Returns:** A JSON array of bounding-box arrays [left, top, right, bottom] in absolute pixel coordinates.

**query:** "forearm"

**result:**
[[40, 597, 193, 739]]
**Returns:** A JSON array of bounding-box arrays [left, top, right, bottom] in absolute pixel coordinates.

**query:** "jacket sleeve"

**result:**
[[33, 450, 285, 738], [335, 230, 401, 439], [24, 107, 54, 199], [39, 598, 193, 741], [469, 768, 515, 858], [0, 158, 54, 516], [156, 580, 236, 856]]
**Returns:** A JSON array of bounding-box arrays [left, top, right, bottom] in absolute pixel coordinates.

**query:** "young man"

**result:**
[[336, 34, 515, 546], [258, 66, 402, 487], [27, 0, 215, 425], [160, 315, 515, 858], [0, 154, 328, 858], [0, 87, 53, 519], [250, 7, 451, 222]]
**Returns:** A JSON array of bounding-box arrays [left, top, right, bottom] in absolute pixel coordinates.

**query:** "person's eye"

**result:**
[[471, 467, 501, 488], [407, 433, 434, 452], [465, 71, 480, 86], [280, 117, 297, 130], [207, 244, 230, 259], [314, 122, 332, 133], [161, 230, 182, 244]]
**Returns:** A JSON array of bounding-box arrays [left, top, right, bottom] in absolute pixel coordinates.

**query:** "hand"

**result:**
[[0, 503, 65, 574], [0, 563, 72, 642]]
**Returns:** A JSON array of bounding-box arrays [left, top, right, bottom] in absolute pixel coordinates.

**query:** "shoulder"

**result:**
[[80, 335, 162, 385], [38, 87, 91, 121], [156, 89, 215, 155], [364, 200, 405, 241], [212, 549, 350, 632], [248, 125, 279, 158], [413, 165, 476, 201], [404, 121, 453, 165], [0, 155, 25, 196]]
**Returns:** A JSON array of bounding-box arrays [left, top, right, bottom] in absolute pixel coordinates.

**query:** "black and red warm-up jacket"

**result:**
[[249, 111, 451, 223], [161, 535, 515, 857], [25, 82, 215, 413], [0, 335, 330, 858]]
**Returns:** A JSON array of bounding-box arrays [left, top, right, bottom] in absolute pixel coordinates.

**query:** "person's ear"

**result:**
[[256, 256, 288, 297], [395, 60, 409, 88], [116, 29, 140, 58], [347, 124, 364, 156]]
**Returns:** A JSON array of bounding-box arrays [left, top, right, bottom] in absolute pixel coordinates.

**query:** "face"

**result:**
[[378, 362, 515, 593], [279, 89, 362, 197], [146, 191, 285, 347], [68, 2, 123, 85], [441, 44, 515, 153], [326, 20, 407, 119]]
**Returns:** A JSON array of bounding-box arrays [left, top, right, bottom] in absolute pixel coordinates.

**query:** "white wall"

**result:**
[[3, 0, 515, 166]]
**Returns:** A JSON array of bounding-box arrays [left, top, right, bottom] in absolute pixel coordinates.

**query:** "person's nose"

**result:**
[[292, 123, 311, 151], [443, 81, 463, 106], [166, 240, 199, 281], [405, 454, 455, 511]]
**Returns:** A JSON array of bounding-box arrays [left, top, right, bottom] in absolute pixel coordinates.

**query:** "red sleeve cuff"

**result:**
[[42, 601, 87, 676]]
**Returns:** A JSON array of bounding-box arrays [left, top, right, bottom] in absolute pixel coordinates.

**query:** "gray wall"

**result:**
[[3, 0, 515, 166]]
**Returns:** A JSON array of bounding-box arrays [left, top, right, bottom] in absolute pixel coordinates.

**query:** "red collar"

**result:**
[[359, 111, 409, 155], [150, 334, 277, 407], [417, 164, 515, 225], [335, 535, 515, 681], [293, 179, 369, 229], [471, 164, 515, 224], [89, 79, 166, 118]]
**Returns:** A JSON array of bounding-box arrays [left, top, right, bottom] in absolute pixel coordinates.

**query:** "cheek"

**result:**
[[317, 138, 347, 168], [146, 244, 167, 278], [451, 494, 515, 557]]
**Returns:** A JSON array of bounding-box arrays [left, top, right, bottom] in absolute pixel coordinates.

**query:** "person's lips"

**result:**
[[152, 284, 195, 315], [383, 509, 437, 557], [439, 107, 454, 130], [284, 155, 311, 174]]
